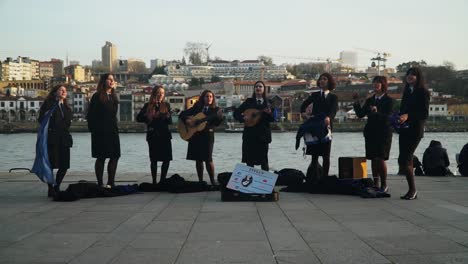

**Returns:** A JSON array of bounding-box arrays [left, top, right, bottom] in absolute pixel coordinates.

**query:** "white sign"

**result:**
[[226, 164, 278, 194]]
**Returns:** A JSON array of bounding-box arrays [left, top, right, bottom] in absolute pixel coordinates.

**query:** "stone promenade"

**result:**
[[1, 171, 468, 264]]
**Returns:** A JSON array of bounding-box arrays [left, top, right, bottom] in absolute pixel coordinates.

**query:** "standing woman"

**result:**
[[398, 67, 430, 200], [233, 81, 274, 171], [38, 84, 73, 197], [86, 73, 120, 187], [179, 90, 223, 185], [300, 73, 338, 181], [136, 85, 172, 184], [353, 76, 394, 192]]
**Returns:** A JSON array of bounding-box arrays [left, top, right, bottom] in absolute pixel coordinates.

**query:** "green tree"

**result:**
[[189, 77, 200, 87], [396, 60, 427, 73], [211, 75, 222, 83]]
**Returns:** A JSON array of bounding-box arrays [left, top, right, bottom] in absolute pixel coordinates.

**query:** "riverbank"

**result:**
[[1, 120, 467, 133], [1, 171, 468, 263]]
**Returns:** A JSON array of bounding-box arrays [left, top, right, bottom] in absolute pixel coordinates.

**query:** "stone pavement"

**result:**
[[0, 171, 468, 264]]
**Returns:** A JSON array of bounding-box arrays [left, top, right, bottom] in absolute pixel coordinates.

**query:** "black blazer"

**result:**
[[136, 102, 172, 141], [39, 101, 72, 147], [86, 92, 119, 135], [300, 91, 338, 128], [234, 98, 274, 143], [353, 94, 393, 138], [400, 87, 430, 139]]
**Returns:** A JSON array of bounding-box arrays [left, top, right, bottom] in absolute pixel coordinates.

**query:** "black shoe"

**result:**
[[401, 191, 418, 200], [381, 186, 389, 193], [47, 186, 56, 198]]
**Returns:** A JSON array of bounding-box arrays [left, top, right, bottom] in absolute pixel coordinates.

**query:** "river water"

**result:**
[[1, 132, 466, 176]]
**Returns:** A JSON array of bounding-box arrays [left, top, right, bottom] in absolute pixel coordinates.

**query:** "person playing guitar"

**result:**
[[179, 90, 223, 185], [233, 81, 274, 171]]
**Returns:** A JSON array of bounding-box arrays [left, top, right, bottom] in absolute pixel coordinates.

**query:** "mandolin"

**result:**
[[242, 107, 271, 127]]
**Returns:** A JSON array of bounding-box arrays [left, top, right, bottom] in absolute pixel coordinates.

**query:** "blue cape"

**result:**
[[31, 104, 57, 185]]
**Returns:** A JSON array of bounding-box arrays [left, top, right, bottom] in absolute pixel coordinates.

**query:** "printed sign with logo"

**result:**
[[226, 164, 278, 194]]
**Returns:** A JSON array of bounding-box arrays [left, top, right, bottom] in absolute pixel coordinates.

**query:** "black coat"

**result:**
[[354, 94, 394, 160], [39, 101, 72, 169], [86, 92, 119, 135], [300, 91, 338, 128], [353, 94, 394, 140], [399, 87, 430, 139], [179, 105, 223, 161], [136, 102, 172, 141], [233, 98, 274, 144], [86, 92, 121, 159], [422, 140, 450, 169]]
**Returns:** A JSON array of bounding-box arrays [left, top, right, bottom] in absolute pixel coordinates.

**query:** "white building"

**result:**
[[339, 51, 358, 70], [0, 96, 43, 122], [72, 92, 86, 119], [429, 104, 448, 117], [150, 59, 166, 71]]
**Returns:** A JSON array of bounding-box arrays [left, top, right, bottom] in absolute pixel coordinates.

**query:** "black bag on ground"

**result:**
[[275, 168, 305, 186], [217, 172, 232, 188], [65, 181, 100, 198]]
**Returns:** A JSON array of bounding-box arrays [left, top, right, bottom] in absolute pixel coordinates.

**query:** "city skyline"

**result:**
[[1, 0, 467, 70]]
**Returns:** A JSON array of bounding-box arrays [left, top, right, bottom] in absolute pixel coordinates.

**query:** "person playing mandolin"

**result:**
[[179, 90, 224, 185], [234, 81, 274, 171]]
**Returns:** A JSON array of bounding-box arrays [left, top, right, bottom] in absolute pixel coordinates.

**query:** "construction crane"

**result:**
[[353, 47, 391, 75]]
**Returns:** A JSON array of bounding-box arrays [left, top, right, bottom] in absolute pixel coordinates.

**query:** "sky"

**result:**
[[1, 0, 468, 70]]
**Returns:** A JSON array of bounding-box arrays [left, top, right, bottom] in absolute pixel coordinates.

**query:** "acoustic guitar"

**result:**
[[178, 106, 235, 141]]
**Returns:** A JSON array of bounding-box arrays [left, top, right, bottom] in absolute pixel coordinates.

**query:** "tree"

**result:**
[[258, 55, 273, 66], [184, 42, 209, 65], [211, 75, 222, 83], [181, 56, 187, 66], [396, 60, 427, 73], [189, 77, 200, 87], [150, 66, 166, 75]]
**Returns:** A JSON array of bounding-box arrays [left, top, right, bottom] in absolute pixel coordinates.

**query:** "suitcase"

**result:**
[[221, 188, 279, 202], [338, 157, 368, 179]]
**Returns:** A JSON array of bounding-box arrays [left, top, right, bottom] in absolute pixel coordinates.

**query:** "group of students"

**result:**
[[40, 68, 434, 201]]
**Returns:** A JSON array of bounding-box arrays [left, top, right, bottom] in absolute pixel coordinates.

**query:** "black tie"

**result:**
[[321, 92, 326, 101], [59, 103, 64, 117], [257, 100, 262, 105], [204, 107, 208, 113]]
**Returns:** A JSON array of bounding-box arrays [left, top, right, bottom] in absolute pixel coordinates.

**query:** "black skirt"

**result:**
[[398, 133, 421, 166], [91, 132, 121, 159], [306, 141, 332, 157], [186, 130, 214, 162], [242, 139, 269, 165], [365, 133, 392, 160], [48, 143, 70, 169], [148, 137, 172, 162]]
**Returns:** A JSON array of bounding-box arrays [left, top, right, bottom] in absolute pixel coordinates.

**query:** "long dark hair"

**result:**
[[40, 84, 70, 116], [372, 76, 388, 93], [404, 67, 426, 90], [317, 73, 336, 90], [96, 73, 118, 103], [194, 90, 216, 110], [147, 85, 168, 114], [251, 80, 267, 99]]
